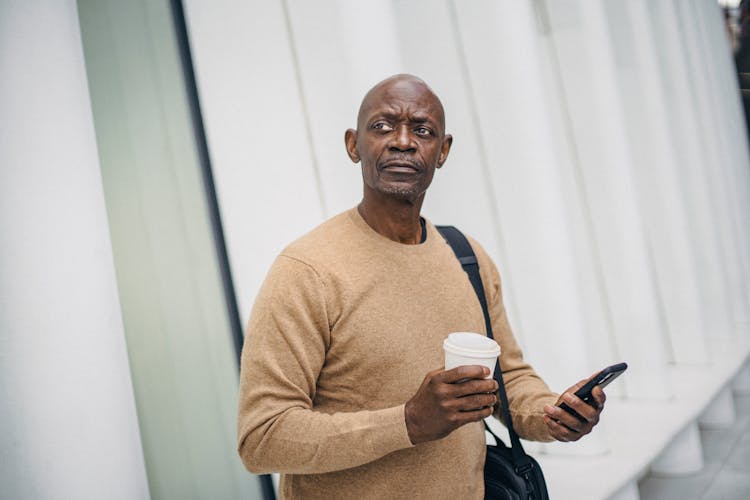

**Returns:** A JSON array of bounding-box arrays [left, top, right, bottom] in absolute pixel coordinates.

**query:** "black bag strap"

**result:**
[[436, 225, 533, 468]]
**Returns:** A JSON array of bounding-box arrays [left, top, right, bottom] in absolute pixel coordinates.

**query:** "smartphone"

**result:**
[[558, 362, 627, 420]]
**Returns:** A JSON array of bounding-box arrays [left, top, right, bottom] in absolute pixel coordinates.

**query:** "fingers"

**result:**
[[557, 392, 601, 422], [591, 386, 606, 409], [432, 373, 497, 411], [453, 392, 498, 412], [405, 367, 498, 444], [448, 378, 498, 399], [439, 366, 497, 398], [546, 387, 606, 443], [455, 405, 494, 424], [545, 404, 587, 433], [440, 365, 490, 383], [543, 413, 581, 442]]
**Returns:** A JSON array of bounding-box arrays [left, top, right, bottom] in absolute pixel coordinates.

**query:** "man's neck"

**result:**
[[358, 191, 424, 245]]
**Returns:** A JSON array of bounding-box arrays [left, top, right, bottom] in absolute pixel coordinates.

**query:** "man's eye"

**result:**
[[372, 122, 393, 131], [415, 127, 432, 136]]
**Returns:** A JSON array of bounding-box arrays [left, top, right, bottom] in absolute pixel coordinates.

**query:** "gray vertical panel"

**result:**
[[78, 0, 262, 498]]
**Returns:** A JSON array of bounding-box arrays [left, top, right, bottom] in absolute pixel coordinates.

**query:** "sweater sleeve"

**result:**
[[469, 238, 559, 442], [237, 255, 414, 474]]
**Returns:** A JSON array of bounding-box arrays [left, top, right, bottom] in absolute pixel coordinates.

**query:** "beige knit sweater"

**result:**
[[238, 208, 558, 499]]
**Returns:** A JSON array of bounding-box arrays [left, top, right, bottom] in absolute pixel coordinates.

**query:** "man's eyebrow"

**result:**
[[410, 113, 443, 127], [364, 109, 397, 123], [365, 110, 439, 125]]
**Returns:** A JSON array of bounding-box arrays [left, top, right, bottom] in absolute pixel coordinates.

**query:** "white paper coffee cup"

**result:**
[[443, 332, 501, 379]]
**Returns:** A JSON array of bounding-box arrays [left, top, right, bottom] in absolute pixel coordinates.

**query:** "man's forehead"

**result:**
[[357, 75, 445, 126]]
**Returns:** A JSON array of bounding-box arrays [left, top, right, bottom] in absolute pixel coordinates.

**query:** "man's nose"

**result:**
[[389, 125, 416, 152]]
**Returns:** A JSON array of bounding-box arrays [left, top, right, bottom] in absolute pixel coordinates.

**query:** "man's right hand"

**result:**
[[404, 365, 499, 445]]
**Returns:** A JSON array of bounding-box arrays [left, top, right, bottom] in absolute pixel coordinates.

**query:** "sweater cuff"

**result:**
[[515, 394, 560, 442], [369, 404, 414, 455]]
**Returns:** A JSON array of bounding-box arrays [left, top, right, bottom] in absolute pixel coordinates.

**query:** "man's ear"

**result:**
[[344, 129, 360, 163], [437, 134, 453, 168]]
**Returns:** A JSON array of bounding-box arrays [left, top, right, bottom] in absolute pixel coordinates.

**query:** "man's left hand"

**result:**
[[542, 374, 606, 442]]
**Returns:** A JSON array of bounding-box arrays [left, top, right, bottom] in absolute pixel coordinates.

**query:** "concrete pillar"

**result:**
[[644, 0, 736, 344], [602, 0, 710, 365], [453, 0, 614, 456], [699, 386, 736, 428], [674, 0, 750, 329], [542, 0, 672, 399], [650, 423, 704, 476], [692, 0, 750, 338], [0, 1, 149, 499], [609, 481, 640, 500], [733, 361, 750, 394]]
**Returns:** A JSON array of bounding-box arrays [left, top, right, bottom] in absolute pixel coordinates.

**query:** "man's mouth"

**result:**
[[380, 160, 420, 174]]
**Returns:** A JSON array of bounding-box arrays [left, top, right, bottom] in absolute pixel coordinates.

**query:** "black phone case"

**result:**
[[558, 362, 627, 422]]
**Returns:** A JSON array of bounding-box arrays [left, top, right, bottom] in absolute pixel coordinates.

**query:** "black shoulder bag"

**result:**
[[437, 225, 549, 500]]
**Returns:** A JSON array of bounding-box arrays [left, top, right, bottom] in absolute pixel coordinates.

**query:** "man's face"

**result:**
[[345, 78, 452, 202]]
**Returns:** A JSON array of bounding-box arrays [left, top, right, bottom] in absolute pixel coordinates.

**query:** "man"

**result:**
[[238, 74, 605, 499]]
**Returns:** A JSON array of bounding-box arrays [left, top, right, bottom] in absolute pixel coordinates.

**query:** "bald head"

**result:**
[[344, 74, 453, 204], [356, 74, 446, 136]]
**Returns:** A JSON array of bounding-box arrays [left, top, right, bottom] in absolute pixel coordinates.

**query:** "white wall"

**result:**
[[0, 1, 149, 498], [183, 0, 750, 398], [184, 0, 750, 376]]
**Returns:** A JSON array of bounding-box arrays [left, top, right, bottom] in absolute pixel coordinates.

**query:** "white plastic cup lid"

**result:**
[[443, 332, 500, 356]]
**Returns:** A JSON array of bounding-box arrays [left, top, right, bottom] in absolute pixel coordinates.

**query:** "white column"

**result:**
[[674, 0, 750, 329], [451, 0, 613, 390], [543, 0, 671, 399], [693, 0, 750, 335], [645, 0, 736, 343], [0, 1, 149, 499], [182, 0, 325, 322], [600, 0, 711, 365], [453, 0, 613, 456]]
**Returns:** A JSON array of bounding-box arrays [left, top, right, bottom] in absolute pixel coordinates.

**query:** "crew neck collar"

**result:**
[[347, 207, 437, 253]]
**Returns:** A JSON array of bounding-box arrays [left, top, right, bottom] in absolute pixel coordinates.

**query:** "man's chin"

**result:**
[[376, 185, 423, 202]]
